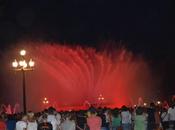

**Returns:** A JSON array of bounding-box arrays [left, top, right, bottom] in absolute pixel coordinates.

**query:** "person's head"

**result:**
[[172, 103, 175, 109], [48, 107, 55, 115], [87, 107, 97, 117], [172, 95, 175, 104], [162, 108, 167, 112], [136, 107, 143, 115], [162, 100, 169, 107], [21, 114, 28, 122], [27, 111, 35, 121], [56, 113, 61, 121], [150, 102, 155, 108], [112, 108, 119, 118], [42, 114, 48, 123], [121, 105, 128, 111], [0, 115, 5, 121], [65, 113, 75, 121], [0, 113, 7, 121]]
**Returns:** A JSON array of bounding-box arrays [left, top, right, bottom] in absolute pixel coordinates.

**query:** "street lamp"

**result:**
[[98, 94, 105, 107], [42, 97, 49, 109], [43, 97, 49, 104], [143, 103, 147, 106], [157, 101, 161, 105], [98, 94, 105, 101], [12, 50, 35, 113]]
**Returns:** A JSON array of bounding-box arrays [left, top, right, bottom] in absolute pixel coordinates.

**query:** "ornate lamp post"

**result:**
[[12, 50, 35, 113], [98, 94, 105, 107]]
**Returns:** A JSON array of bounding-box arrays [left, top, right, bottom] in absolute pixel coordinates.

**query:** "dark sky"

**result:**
[[0, 0, 175, 97]]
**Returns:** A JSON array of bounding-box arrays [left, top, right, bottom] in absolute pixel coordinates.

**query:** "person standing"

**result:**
[[168, 103, 175, 129], [154, 106, 161, 130], [60, 113, 76, 130], [38, 114, 53, 130], [76, 111, 87, 130], [27, 112, 37, 130], [47, 108, 59, 130], [111, 108, 121, 130], [6, 115, 16, 130], [134, 107, 147, 130], [147, 103, 156, 130], [0, 114, 7, 130], [121, 106, 132, 130], [161, 108, 169, 130], [16, 114, 28, 130], [87, 107, 102, 130]]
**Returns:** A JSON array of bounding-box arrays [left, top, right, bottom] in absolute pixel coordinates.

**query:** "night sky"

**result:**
[[0, 0, 175, 99]]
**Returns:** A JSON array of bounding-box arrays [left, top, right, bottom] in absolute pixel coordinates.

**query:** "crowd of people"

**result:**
[[0, 97, 175, 130]]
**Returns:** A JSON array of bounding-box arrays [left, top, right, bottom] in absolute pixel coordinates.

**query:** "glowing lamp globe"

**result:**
[[19, 60, 24, 67], [23, 61, 27, 68], [12, 59, 18, 68], [144, 103, 147, 106], [19, 61, 23, 66], [157, 101, 161, 105], [20, 50, 26, 56], [29, 59, 35, 67]]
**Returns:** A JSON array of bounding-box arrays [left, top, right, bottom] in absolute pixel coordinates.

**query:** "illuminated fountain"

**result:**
[[4, 42, 157, 111], [0, 104, 20, 114]]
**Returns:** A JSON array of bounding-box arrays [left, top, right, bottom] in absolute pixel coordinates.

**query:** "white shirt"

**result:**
[[47, 114, 59, 130], [56, 113, 61, 126], [104, 111, 110, 123], [27, 121, 38, 130], [61, 119, 76, 130], [121, 111, 131, 124], [16, 121, 27, 130], [168, 107, 175, 121]]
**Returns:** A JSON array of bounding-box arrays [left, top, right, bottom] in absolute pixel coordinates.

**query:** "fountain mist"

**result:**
[[1, 42, 157, 111]]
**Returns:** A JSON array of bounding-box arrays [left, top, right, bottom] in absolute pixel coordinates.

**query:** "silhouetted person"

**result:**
[[147, 103, 156, 130]]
